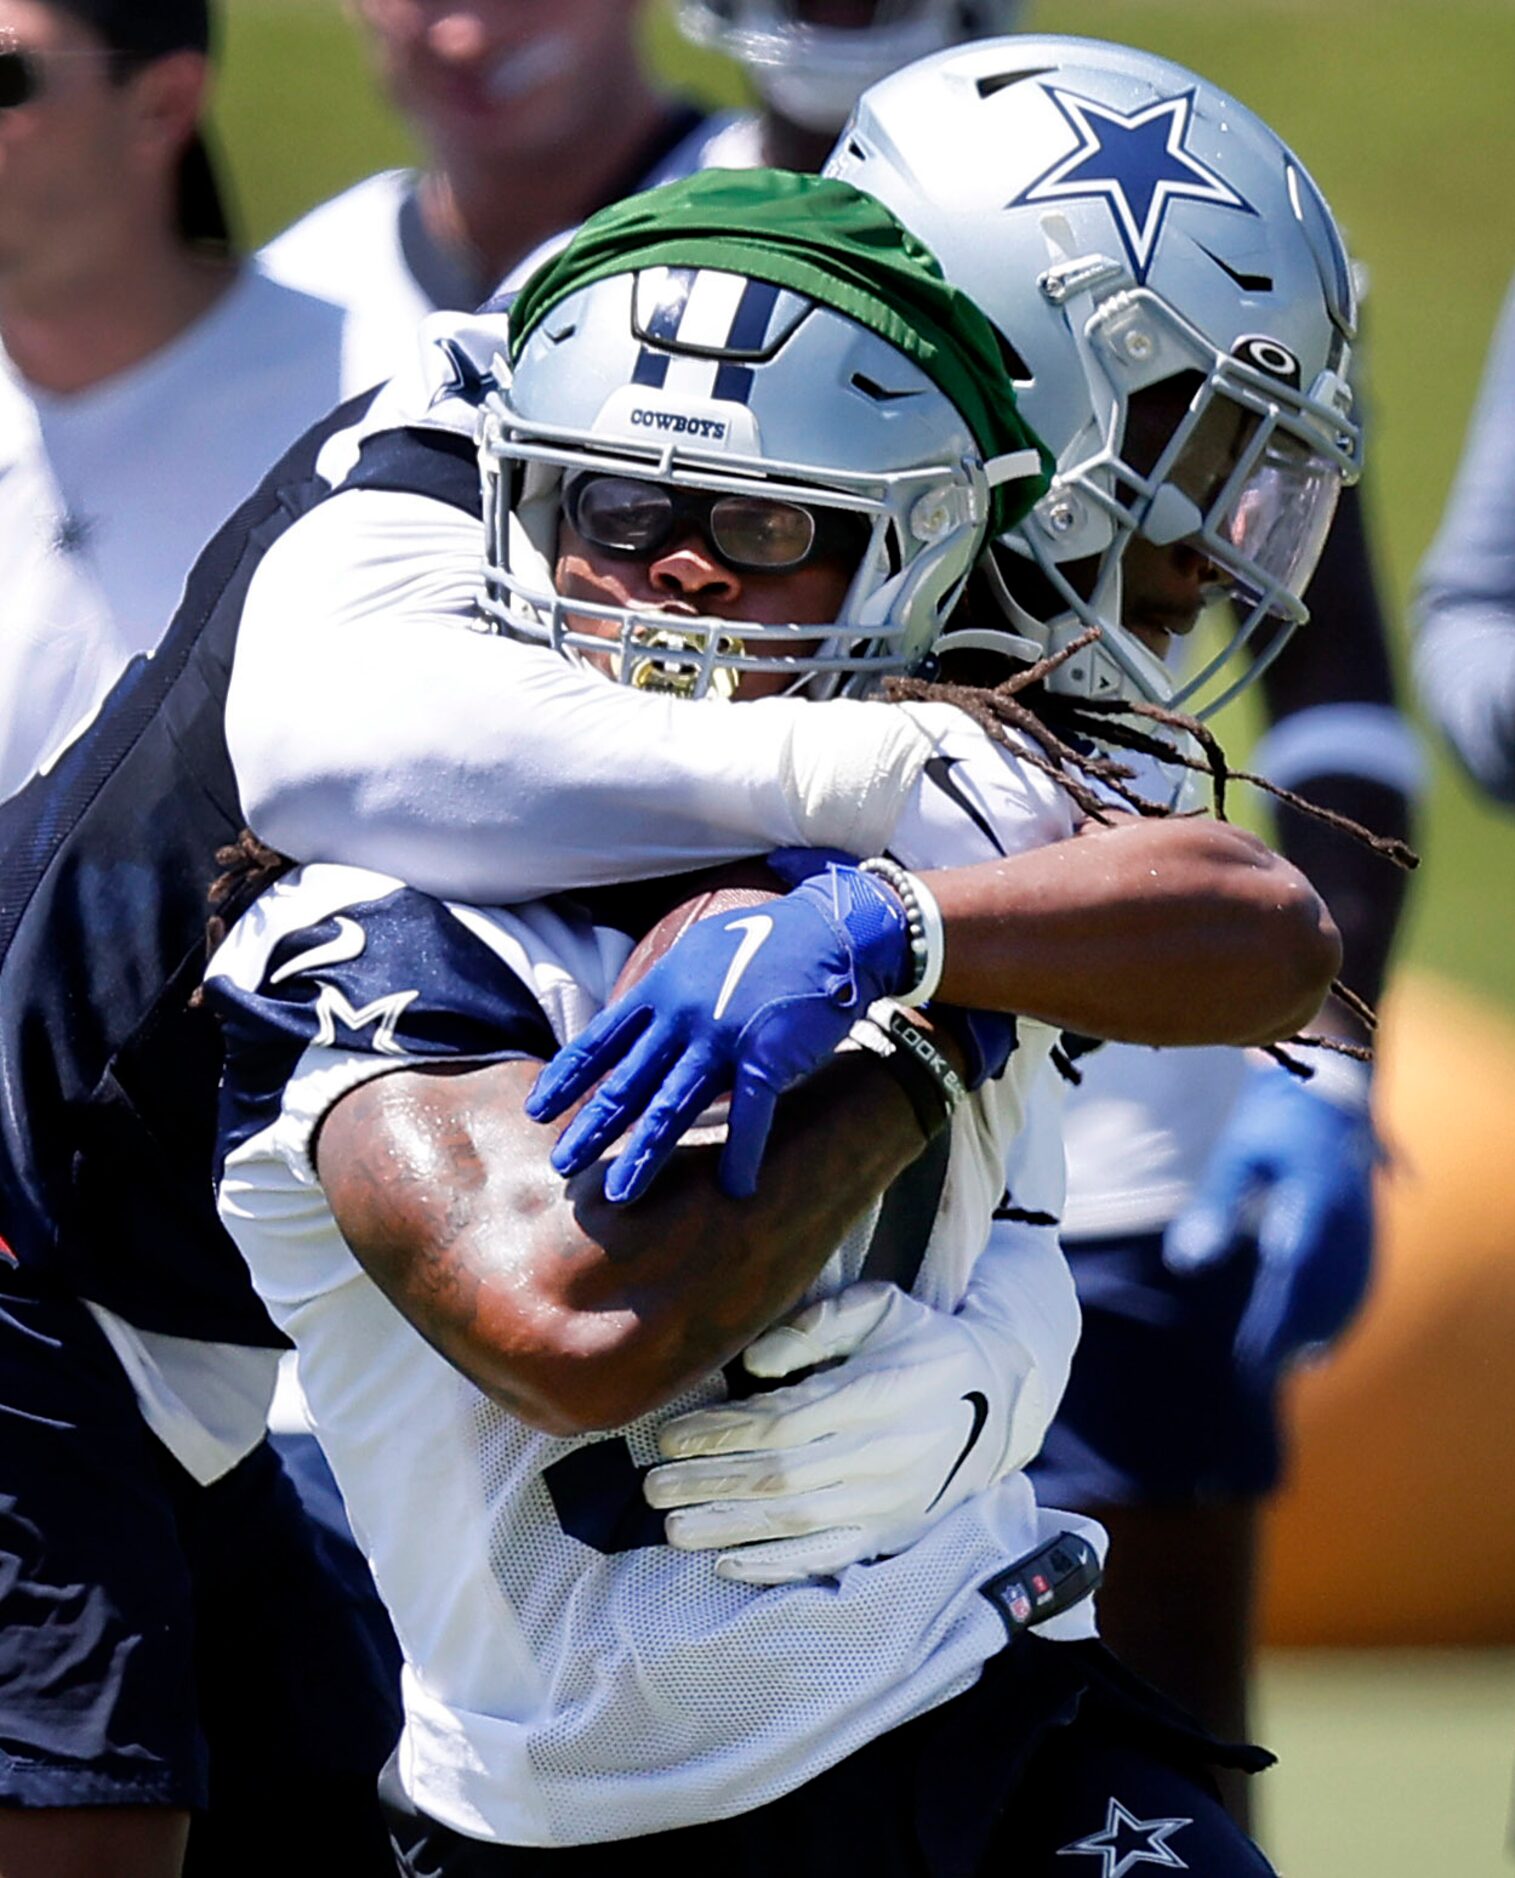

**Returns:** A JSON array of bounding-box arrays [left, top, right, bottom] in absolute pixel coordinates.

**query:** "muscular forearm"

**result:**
[[920, 815, 1341, 1045], [317, 1051, 930, 1436]]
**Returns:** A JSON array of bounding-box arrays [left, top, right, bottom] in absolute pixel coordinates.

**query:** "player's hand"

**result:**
[[525, 860, 913, 1203], [1162, 1061, 1379, 1387], [643, 1281, 1043, 1584]]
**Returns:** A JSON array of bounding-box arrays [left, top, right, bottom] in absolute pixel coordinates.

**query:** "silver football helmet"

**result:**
[[677, 1, 1025, 134], [478, 265, 1003, 699], [827, 35, 1362, 714]]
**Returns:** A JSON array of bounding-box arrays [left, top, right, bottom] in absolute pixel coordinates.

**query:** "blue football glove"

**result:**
[[1162, 1061, 1380, 1389], [525, 859, 913, 1203]]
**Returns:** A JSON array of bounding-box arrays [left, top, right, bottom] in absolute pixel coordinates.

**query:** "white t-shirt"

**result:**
[[1059, 1043, 1248, 1239], [0, 266, 346, 803], [208, 709, 1101, 1847]]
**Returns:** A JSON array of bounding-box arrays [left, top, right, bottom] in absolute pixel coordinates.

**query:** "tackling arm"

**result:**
[[313, 1046, 936, 1437], [533, 817, 1339, 1205], [227, 493, 937, 905], [923, 813, 1340, 1047]]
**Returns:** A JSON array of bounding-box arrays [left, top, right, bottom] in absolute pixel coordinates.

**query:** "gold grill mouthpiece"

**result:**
[[624, 628, 744, 700]]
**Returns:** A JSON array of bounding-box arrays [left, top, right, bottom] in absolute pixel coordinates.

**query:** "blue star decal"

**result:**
[[1012, 88, 1253, 282], [428, 335, 497, 411], [1058, 1796, 1192, 1877]]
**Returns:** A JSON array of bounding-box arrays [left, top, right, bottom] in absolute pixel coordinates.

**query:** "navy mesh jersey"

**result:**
[[0, 389, 484, 1343]]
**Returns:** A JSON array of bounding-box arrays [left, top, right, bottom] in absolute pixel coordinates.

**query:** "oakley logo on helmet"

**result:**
[[1011, 88, 1255, 283], [1234, 336, 1302, 388], [629, 409, 730, 441]]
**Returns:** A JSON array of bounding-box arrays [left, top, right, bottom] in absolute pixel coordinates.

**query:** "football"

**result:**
[[613, 859, 785, 997]]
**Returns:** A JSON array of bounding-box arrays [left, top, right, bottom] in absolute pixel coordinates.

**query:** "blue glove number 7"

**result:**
[[524, 858, 912, 1204]]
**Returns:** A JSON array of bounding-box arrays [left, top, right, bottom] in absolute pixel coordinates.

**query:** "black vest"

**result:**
[[0, 392, 482, 1344]]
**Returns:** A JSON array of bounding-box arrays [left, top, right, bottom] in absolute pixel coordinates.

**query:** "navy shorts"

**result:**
[[0, 1255, 401, 1847], [1028, 1232, 1283, 1509], [382, 1634, 1277, 1876]]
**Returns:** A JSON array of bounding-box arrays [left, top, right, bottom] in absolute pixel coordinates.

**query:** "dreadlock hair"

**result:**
[[187, 829, 295, 1010], [887, 625, 1419, 1080]]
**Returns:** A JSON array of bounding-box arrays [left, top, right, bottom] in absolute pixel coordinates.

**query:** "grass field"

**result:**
[[1258, 1651, 1515, 1874], [206, 8, 1515, 1871]]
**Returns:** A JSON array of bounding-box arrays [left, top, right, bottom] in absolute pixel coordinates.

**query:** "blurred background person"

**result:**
[[0, 0, 345, 800], [260, 0, 709, 390], [673, 0, 1017, 170], [0, 2, 398, 1874], [260, 0, 1025, 393], [1415, 269, 1515, 807]]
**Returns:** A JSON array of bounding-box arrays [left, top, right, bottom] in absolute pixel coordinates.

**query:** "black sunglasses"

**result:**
[[0, 41, 120, 110], [562, 473, 869, 576]]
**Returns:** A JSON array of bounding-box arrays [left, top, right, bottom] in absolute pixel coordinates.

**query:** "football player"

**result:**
[[205, 164, 1318, 1874], [818, 39, 1418, 1809], [0, 3, 392, 1873]]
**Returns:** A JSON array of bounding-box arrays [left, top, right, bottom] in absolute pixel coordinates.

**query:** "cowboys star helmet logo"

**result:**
[[1011, 88, 1254, 282]]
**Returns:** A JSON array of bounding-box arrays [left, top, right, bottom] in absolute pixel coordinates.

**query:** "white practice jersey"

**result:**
[[209, 710, 1102, 1847], [260, 112, 738, 399], [1059, 1043, 1248, 1240], [0, 266, 346, 804], [259, 171, 459, 399], [1057, 712, 1248, 1240]]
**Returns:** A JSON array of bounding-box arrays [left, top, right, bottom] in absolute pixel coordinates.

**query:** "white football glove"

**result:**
[[644, 1279, 1053, 1585]]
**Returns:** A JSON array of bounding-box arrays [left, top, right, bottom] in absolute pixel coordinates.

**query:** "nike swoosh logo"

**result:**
[[926, 1390, 990, 1511], [712, 914, 773, 1020], [270, 916, 366, 985]]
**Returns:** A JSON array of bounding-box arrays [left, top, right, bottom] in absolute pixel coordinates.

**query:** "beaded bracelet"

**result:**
[[858, 856, 946, 1007]]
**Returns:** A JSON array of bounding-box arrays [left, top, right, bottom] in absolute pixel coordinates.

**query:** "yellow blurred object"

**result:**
[[1264, 972, 1515, 1645]]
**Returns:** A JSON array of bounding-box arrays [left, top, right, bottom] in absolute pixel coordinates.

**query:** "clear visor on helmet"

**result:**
[[1157, 387, 1344, 616], [999, 314, 1359, 719], [682, 0, 945, 69]]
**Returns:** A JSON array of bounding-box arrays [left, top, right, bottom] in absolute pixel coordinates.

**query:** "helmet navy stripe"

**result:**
[[711, 361, 755, 403], [724, 276, 782, 354], [631, 347, 671, 389]]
